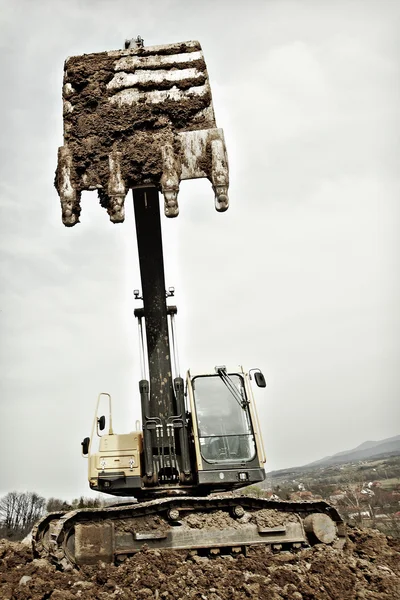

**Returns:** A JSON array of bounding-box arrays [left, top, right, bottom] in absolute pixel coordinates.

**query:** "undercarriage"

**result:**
[[32, 495, 346, 569]]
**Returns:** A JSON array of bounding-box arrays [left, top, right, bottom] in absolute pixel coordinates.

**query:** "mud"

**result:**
[[1, 526, 399, 599], [122, 42, 201, 57], [180, 508, 298, 531], [56, 41, 214, 199], [114, 506, 300, 535], [254, 509, 299, 529], [115, 514, 169, 535]]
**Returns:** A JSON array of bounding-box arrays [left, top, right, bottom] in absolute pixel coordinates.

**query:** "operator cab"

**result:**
[[187, 366, 266, 491], [193, 373, 256, 463]]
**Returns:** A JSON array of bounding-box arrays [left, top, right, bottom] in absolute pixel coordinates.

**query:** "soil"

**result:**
[[1, 527, 399, 599], [179, 509, 298, 531], [56, 41, 215, 201]]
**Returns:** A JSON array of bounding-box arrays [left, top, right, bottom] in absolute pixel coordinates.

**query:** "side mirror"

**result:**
[[254, 371, 266, 388], [98, 415, 106, 431], [81, 436, 90, 456]]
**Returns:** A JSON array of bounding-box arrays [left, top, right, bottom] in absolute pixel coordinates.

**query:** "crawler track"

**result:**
[[32, 495, 346, 569], [31, 512, 65, 560]]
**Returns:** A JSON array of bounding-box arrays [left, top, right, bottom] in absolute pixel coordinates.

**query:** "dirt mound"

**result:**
[[1, 527, 399, 599]]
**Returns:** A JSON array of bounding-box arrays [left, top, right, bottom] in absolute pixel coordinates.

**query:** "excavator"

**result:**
[[32, 37, 345, 568]]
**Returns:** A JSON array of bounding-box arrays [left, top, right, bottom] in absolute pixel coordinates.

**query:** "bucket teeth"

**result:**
[[107, 151, 127, 223], [56, 40, 229, 225], [56, 146, 81, 227], [211, 138, 229, 212], [161, 144, 181, 218]]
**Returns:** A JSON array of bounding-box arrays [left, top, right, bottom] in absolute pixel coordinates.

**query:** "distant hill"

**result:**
[[306, 435, 400, 468]]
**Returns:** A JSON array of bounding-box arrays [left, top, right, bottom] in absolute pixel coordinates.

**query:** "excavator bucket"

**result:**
[[56, 38, 229, 226]]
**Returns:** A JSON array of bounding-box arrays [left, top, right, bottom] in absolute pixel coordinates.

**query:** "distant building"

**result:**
[[329, 493, 346, 503], [264, 492, 281, 501], [348, 511, 371, 519]]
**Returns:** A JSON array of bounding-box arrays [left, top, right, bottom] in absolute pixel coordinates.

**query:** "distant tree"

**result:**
[[334, 475, 371, 525], [70, 496, 102, 509], [0, 491, 45, 540], [306, 481, 335, 499], [240, 485, 265, 498], [46, 497, 72, 512], [45, 496, 104, 513]]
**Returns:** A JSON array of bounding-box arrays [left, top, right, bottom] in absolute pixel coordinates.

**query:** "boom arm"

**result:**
[[133, 186, 191, 486], [133, 187, 174, 420]]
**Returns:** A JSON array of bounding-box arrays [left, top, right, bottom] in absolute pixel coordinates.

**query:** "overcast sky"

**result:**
[[0, 0, 399, 501]]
